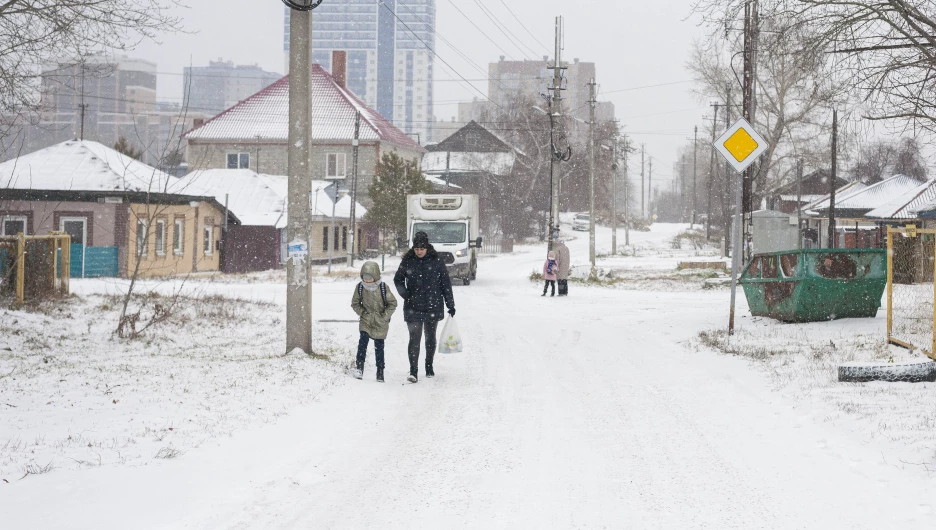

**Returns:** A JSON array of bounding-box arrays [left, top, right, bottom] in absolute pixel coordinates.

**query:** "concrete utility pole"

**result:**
[[547, 16, 565, 251], [828, 109, 838, 248], [707, 103, 720, 240], [692, 125, 698, 228], [741, 0, 760, 261], [641, 144, 646, 217], [622, 134, 630, 247], [285, 8, 314, 354], [588, 78, 597, 268], [348, 111, 361, 267], [648, 157, 653, 220]]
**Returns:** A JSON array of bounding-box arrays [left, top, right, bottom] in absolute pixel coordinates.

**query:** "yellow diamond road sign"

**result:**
[[713, 117, 769, 173]]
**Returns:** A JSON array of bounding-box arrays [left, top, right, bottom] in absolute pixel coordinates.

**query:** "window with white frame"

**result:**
[[155, 219, 166, 256], [173, 219, 184, 255], [203, 226, 214, 256], [1, 215, 27, 236], [326, 153, 346, 179], [136, 219, 148, 257], [226, 153, 249, 169]]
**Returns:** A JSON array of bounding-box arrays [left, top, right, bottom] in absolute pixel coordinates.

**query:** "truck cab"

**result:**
[[407, 194, 481, 285]]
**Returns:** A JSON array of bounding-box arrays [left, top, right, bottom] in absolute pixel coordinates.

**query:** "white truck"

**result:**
[[406, 194, 482, 285]]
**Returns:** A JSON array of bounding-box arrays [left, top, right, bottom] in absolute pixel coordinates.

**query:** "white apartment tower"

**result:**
[[284, 1, 435, 144]]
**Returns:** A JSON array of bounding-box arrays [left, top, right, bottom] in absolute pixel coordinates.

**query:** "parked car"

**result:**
[[572, 213, 590, 231]]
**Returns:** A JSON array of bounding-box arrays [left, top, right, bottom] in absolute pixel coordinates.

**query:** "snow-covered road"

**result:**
[[4, 223, 936, 528]]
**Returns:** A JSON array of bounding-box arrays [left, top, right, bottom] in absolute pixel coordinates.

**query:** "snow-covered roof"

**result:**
[[184, 66, 423, 151], [810, 175, 922, 213], [177, 169, 287, 228], [425, 176, 462, 190], [421, 151, 516, 177], [0, 140, 175, 194], [261, 175, 366, 221], [778, 194, 825, 202], [866, 179, 936, 219]]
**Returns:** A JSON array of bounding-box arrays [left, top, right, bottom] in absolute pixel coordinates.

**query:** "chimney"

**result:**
[[193, 118, 204, 129], [332, 50, 347, 89]]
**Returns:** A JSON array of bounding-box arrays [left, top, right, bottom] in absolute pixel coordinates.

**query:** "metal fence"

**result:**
[[480, 236, 514, 254], [887, 226, 936, 360]]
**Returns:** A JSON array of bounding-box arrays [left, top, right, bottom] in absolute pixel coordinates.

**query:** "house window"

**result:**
[[342, 226, 348, 250], [357, 228, 362, 253], [136, 219, 148, 257], [322, 226, 329, 251], [155, 219, 166, 256], [326, 153, 346, 179], [203, 226, 214, 256], [173, 219, 184, 255], [1, 215, 27, 236], [334, 226, 340, 251], [227, 153, 249, 169]]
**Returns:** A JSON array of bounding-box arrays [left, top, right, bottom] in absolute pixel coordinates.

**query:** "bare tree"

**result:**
[[0, 1, 183, 116], [692, 0, 936, 134], [687, 16, 844, 206]]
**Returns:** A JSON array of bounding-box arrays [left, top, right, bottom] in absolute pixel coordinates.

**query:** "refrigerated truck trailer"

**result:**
[[406, 194, 482, 285]]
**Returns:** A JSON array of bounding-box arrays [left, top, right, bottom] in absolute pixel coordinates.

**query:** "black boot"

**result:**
[[376, 368, 384, 382], [426, 364, 435, 378]]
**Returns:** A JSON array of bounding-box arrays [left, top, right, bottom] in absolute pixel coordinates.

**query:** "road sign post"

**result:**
[[713, 117, 769, 335]]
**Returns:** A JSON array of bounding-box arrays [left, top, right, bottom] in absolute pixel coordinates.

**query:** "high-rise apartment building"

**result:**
[[488, 56, 613, 123], [0, 55, 162, 164], [183, 60, 282, 117], [284, 1, 435, 143]]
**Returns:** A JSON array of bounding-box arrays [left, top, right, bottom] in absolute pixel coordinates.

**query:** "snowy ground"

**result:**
[[2, 218, 936, 528]]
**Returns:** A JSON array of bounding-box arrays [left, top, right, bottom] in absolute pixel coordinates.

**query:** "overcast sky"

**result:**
[[135, 0, 707, 193]]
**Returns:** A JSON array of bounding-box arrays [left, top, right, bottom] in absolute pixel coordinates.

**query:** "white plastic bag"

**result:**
[[438, 316, 463, 354]]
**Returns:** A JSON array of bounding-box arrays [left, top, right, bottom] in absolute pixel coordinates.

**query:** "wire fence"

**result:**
[[887, 226, 936, 360]]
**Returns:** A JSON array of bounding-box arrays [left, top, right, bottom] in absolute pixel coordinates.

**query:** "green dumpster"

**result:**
[[739, 248, 886, 322]]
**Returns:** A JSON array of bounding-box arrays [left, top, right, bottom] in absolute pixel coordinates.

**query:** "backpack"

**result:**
[[358, 281, 389, 309]]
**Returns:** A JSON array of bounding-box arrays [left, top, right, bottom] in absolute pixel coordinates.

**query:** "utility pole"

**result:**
[[723, 85, 732, 258], [692, 125, 698, 228], [828, 109, 838, 249], [285, 7, 314, 354], [622, 134, 630, 247], [547, 16, 566, 250], [796, 157, 803, 250], [741, 0, 760, 261], [78, 63, 87, 141], [348, 111, 361, 267], [641, 144, 646, 217], [707, 103, 720, 240], [588, 78, 597, 268], [648, 157, 653, 220]]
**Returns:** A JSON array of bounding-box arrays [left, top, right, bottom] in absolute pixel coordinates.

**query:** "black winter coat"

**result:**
[[393, 246, 455, 323]]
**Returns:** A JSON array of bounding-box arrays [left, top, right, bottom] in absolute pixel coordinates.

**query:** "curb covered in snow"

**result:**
[[838, 360, 936, 383]]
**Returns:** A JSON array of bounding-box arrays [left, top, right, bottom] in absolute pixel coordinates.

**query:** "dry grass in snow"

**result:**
[[695, 317, 936, 464], [0, 292, 355, 482]]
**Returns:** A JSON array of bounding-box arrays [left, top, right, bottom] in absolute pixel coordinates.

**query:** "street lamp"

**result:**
[[282, 0, 323, 10]]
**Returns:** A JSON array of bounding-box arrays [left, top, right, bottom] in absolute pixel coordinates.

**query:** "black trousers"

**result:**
[[356, 331, 385, 370], [542, 280, 556, 295], [557, 279, 569, 295], [406, 320, 438, 376]]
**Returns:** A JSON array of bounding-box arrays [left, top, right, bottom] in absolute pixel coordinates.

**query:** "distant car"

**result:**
[[572, 213, 590, 231]]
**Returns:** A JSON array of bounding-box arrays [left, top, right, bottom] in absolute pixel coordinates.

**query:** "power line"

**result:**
[[468, 0, 540, 60], [497, 0, 551, 54], [377, 0, 494, 107], [443, 0, 516, 61]]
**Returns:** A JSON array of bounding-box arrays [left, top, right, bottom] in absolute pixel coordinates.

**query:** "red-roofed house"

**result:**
[[184, 58, 425, 206]]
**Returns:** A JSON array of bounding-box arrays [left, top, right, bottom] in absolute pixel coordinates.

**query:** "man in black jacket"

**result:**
[[393, 231, 456, 383]]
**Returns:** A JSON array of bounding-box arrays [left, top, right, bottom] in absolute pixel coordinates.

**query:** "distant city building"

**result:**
[[182, 60, 282, 117], [488, 56, 614, 127], [1, 55, 163, 165], [283, 1, 435, 145]]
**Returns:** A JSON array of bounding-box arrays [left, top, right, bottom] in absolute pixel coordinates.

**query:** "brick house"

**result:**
[[184, 58, 425, 206], [0, 140, 232, 278]]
